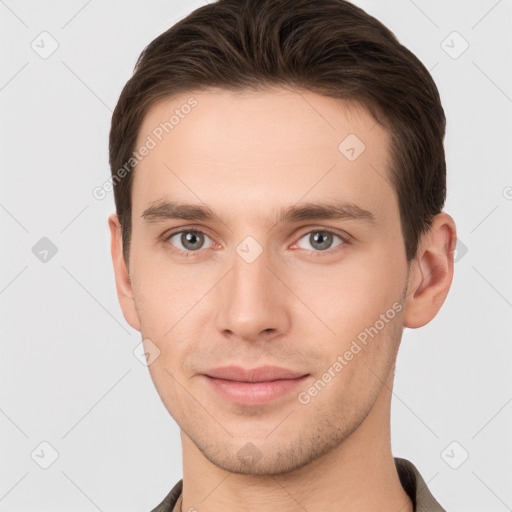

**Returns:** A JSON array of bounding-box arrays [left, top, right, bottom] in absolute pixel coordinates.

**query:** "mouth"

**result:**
[[201, 365, 310, 406]]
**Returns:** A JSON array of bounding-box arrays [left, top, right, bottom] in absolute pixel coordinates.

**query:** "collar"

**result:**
[[151, 457, 446, 512], [394, 457, 446, 512]]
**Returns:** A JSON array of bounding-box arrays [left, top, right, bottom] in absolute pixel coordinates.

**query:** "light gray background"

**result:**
[[1, 0, 511, 510]]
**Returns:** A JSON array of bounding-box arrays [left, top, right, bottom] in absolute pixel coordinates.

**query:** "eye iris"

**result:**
[[311, 231, 333, 250], [182, 231, 204, 250]]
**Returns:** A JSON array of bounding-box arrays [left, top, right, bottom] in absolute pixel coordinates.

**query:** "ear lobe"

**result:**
[[108, 213, 141, 332], [403, 213, 457, 329]]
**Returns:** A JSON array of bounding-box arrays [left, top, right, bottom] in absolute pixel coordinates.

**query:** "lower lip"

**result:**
[[203, 375, 310, 406]]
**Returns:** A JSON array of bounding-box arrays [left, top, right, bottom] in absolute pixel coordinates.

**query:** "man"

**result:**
[[108, 0, 456, 510]]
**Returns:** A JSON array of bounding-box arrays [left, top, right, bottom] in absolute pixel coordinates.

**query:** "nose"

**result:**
[[213, 245, 291, 342]]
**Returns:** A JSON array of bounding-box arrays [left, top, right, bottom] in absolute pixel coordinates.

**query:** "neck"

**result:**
[[179, 373, 412, 512]]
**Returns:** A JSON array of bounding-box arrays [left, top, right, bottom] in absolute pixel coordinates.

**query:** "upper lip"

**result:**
[[203, 365, 308, 382]]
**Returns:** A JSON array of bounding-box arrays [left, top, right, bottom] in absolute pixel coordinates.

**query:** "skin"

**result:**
[[109, 87, 456, 512]]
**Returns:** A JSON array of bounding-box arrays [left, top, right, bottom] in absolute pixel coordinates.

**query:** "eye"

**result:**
[[296, 229, 345, 252], [166, 229, 214, 254]]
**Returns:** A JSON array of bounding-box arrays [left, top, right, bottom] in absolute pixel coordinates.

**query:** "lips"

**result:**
[[202, 365, 310, 405], [204, 365, 308, 382]]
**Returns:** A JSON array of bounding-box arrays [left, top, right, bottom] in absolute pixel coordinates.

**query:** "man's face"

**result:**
[[125, 88, 410, 475]]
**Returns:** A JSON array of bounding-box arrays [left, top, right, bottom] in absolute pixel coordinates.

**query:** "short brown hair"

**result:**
[[109, 0, 446, 264]]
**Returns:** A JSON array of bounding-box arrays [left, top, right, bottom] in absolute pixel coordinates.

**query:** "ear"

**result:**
[[108, 213, 141, 332], [403, 212, 457, 328]]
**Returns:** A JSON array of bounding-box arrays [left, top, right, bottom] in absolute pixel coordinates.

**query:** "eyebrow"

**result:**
[[141, 199, 376, 226]]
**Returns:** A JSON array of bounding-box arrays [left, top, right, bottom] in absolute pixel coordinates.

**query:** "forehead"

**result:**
[[132, 87, 396, 225], [137, 87, 387, 158]]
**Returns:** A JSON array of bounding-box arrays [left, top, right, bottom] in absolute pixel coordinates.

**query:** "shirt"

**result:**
[[150, 457, 446, 512]]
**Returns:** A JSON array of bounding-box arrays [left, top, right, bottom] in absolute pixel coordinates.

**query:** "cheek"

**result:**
[[130, 249, 200, 333], [290, 256, 404, 342], [283, 249, 407, 393], [129, 256, 209, 374], [310, 313, 402, 408]]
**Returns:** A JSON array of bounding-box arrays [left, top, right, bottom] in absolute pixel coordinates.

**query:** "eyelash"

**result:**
[[161, 227, 350, 258]]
